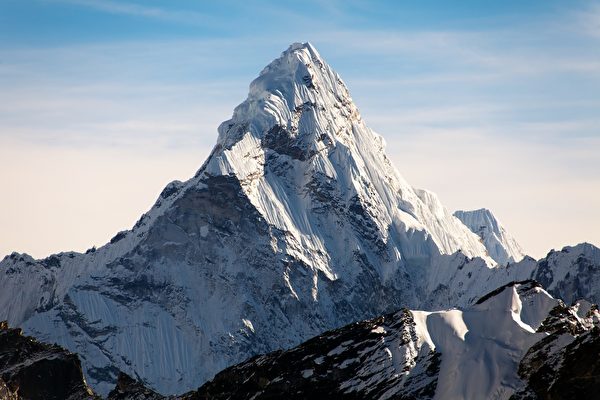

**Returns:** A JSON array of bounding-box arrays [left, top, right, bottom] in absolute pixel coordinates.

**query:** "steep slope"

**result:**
[[422, 243, 600, 313], [191, 281, 599, 400], [454, 208, 525, 265]]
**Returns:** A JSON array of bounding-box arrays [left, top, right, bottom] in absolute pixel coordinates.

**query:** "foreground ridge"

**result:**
[[4, 281, 597, 400], [0, 321, 97, 400], [192, 281, 600, 400]]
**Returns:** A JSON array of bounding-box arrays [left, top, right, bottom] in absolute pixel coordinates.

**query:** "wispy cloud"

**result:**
[[48, 0, 214, 26], [572, 2, 600, 38]]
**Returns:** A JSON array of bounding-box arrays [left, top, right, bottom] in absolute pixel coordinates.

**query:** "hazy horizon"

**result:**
[[1, 0, 599, 259]]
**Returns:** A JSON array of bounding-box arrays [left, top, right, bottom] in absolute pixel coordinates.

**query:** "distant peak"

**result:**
[[454, 208, 525, 265], [454, 208, 494, 221]]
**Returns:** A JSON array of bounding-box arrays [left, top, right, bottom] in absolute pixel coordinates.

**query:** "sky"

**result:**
[[1, 0, 599, 259]]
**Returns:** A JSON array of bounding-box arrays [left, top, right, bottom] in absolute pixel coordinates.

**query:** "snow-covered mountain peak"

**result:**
[[203, 42, 491, 272], [454, 208, 525, 265], [215, 41, 360, 154]]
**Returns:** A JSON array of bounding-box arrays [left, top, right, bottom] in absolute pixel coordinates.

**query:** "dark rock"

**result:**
[[110, 231, 128, 244], [0, 321, 98, 400], [107, 372, 165, 400], [513, 327, 600, 399], [190, 309, 438, 400]]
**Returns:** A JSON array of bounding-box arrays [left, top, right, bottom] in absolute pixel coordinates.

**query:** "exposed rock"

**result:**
[[192, 309, 439, 400], [0, 320, 97, 400], [107, 372, 164, 400]]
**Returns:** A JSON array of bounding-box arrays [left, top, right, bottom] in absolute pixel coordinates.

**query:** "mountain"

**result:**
[[101, 281, 600, 400], [4, 282, 599, 400], [0, 42, 595, 396], [421, 243, 600, 312], [191, 281, 600, 400], [454, 208, 525, 265]]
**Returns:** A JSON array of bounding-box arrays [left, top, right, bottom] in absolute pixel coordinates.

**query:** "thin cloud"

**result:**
[[48, 0, 214, 26], [573, 2, 600, 38]]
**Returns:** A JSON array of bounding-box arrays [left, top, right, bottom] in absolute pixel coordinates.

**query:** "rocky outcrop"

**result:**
[[107, 373, 164, 400], [513, 316, 600, 399], [0, 320, 97, 400], [193, 310, 439, 400]]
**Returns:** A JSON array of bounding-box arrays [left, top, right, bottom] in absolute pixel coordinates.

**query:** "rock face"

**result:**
[[514, 327, 600, 399], [107, 373, 164, 400], [533, 243, 600, 305], [0, 321, 97, 400], [512, 299, 600, 399], [195, 310, 439, 400], [454, 208, 525, 265], [0, 42, 597, 396], [192, 281, 600, 400]]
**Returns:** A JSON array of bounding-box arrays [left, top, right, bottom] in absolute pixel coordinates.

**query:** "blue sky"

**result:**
[[1, 1, 571, 44], [1, 0, 599, 258]]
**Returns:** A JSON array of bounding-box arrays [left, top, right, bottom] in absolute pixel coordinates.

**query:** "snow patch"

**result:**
[[242, 319, 255, 333], [301, 369, 313, 378], [200, 225, 209, 238]]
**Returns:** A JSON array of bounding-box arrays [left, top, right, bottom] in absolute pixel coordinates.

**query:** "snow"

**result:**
[[0, 42, 580, 396], [301, 369, 313, 378], [203, 42, 493, 271], [411, 282, 560, 400], [200, 225, 209, 238], [242, 319, 255, 333], [454, 208, 525, 265], [370, 326, 386, 334], [327, 344, 347, 356]]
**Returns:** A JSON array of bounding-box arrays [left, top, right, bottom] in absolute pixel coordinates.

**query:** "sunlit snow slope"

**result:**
[[454, 208, 525, 265]]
